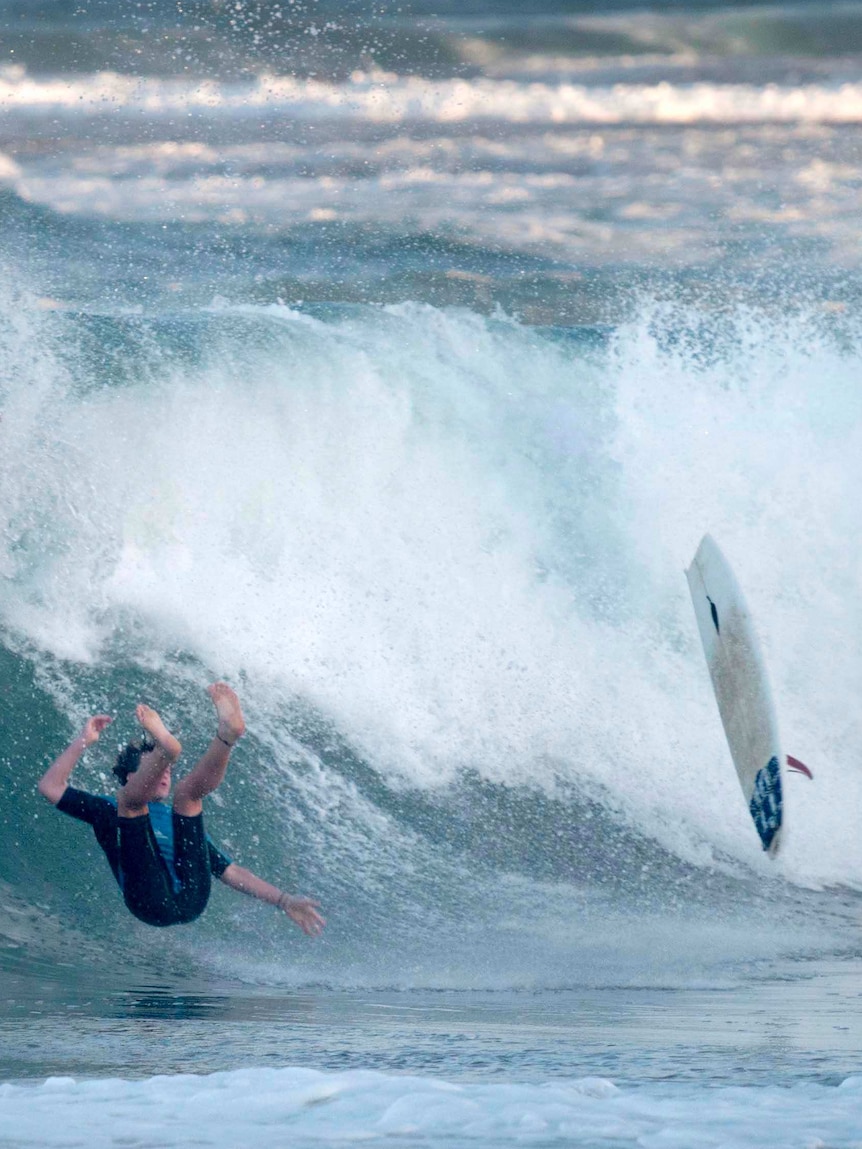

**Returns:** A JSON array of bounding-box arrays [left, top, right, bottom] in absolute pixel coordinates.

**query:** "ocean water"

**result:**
[[3, 0, 862, 1145]]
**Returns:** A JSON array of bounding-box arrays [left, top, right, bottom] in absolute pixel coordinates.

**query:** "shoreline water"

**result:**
[[4, 956, 862, 1085]]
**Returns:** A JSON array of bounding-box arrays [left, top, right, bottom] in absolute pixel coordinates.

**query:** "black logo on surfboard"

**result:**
[[706, 596, 720, 634]]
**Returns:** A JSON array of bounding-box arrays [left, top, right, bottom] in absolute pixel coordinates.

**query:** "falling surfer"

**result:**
[[37, 682, 325, 935]]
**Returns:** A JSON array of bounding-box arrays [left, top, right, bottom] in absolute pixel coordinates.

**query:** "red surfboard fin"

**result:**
[[786, 755, 813, 779]]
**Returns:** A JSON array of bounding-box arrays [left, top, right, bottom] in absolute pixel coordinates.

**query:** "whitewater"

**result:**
[[2, 0, 862, 1146]]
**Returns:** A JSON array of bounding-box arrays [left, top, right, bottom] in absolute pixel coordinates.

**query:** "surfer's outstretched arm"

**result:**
[[219, 863, 325, 937], [38, 715, 113, 804]]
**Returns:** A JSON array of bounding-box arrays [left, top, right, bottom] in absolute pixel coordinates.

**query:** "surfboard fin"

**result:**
[[786, 755, 813, 779]]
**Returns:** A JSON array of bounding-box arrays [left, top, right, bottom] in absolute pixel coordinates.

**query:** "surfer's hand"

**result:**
[[81, 715, 113, 747], [279, 894, 325, 937]]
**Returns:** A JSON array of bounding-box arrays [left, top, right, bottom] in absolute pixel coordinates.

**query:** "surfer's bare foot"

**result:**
[[136, 704, 179, 755], [207, 682, 245, 745]]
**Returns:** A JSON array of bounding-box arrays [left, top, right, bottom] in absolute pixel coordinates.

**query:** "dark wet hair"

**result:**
[[112, 736, 156, 786]]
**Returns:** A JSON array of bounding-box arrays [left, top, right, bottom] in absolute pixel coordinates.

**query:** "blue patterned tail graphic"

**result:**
[[749, 756, 783, 851]]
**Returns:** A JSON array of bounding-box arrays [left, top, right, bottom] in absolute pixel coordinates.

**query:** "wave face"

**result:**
[[2, 291, 861, 988]]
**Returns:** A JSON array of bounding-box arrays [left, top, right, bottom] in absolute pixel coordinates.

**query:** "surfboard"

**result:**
[[686, 534, 788, 856]]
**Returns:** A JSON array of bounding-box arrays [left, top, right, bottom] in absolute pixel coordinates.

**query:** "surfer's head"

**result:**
[[112, 736, 156, 786]]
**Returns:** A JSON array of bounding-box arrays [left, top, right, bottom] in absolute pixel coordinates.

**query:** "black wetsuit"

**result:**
[[57, 787, 232, 927]]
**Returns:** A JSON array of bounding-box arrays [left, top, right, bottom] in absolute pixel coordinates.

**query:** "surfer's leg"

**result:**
[[173, 683, 245, 818], [118, 708, 181, 818], [118, 814, 179, 926], [118, 750, 172, 818], [171, 809, 213, 922]]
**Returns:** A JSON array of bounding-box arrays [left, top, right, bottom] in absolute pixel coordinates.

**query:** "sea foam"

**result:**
[[1, 1066, 860, 1147], [4, 66, 862, 125]]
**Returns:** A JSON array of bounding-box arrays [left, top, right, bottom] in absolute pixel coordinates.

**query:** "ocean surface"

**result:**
[[3, 0, 862, 1145]]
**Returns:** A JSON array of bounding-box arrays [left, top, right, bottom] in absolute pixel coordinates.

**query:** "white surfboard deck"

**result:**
[[686, 534, 786, 856]]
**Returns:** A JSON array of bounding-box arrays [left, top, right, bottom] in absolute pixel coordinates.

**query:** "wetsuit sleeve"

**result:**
[[56, 786, 115, 828], [206, 836, 232, 878], [54, 786, 121, 888]]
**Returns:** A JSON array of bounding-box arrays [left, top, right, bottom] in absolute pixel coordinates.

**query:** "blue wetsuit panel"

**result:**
[[103, 798, 232, 893], [56, 787, 233, 894]]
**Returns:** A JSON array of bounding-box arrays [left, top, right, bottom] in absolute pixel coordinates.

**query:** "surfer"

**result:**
[[37, 683, 325, 935]]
